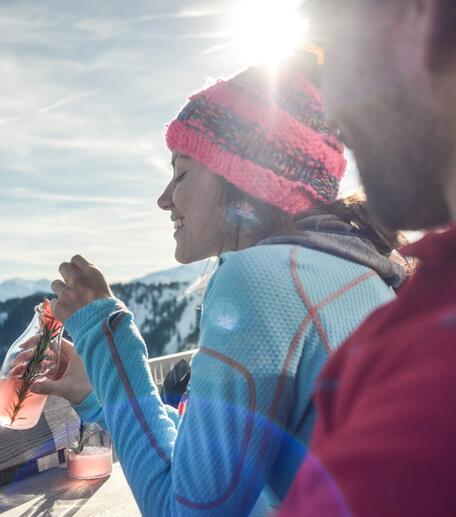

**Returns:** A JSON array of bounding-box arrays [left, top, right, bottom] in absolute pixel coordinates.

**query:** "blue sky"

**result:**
[[0, 0, 359, 282]]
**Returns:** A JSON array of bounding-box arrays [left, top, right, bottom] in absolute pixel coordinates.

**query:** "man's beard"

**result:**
[[353, 85, 452, 231]]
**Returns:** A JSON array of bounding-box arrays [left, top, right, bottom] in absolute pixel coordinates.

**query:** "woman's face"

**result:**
[[157, 153, 227, 263]]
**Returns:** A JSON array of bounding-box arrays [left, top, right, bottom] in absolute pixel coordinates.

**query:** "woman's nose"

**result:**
[[157, 183, 173, 211]]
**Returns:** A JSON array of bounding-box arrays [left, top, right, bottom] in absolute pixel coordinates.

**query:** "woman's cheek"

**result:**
[[173, 183, 186, 207], [172, 186, 183, 208]]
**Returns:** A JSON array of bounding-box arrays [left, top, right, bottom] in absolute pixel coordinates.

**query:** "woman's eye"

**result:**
[[175, 171, 188, 183]]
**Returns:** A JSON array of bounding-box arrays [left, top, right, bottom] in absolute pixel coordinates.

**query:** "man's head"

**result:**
[[310, 0, 456, 230]]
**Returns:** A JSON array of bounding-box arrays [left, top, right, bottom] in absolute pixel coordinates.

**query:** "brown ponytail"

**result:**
[[303, 193, 416, 276], [304, 193, 405, 256], [220, 178, 415, 277]]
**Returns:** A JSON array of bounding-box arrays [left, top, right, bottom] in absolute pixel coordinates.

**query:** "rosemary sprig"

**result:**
[[69, 422, 94, 454], [7, 301, 62, 426]]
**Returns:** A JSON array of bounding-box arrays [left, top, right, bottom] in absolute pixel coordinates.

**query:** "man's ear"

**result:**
[[423, 0, 456, 71]]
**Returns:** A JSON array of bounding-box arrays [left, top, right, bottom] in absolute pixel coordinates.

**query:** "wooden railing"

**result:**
[[0, 349, 198, 487]]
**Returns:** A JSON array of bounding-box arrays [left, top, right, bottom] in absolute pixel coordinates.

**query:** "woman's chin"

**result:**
[[175, 246, 212, 264], [174, 247, 193, 264]]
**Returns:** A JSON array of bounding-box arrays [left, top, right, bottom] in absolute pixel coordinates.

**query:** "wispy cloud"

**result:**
[[200, 42, 235, 56], [4, 187, 144, 206], [75, 5, 227, 41], [0, 4, 71, 48], [37, 91, 97, 114], [31, 136, 155, 157], [178, 31, 228, 40], [0, 91, 97, 128], [0, 115, 23, 127], [176, 6, 225, 18]]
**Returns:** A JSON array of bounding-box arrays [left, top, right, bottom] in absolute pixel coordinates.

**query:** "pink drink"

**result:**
[[67, 446, 113, 480], [0, 299, 63, 431], [0, 377, 47, 429]]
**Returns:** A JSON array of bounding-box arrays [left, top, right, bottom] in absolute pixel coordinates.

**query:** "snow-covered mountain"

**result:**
[[0, 278, 52, 302], [135, 260, 214, 286], [112, 281, 204, 357], [0, 261, 214, 303], [0, 262, 212, 363]]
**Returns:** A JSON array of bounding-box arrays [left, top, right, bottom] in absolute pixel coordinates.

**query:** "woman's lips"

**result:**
[[173, 218, 184, 237], [173, 218, 184, 230]]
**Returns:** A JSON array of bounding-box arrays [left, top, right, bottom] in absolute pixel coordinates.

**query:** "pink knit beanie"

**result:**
[[165, 57, 346, 215]]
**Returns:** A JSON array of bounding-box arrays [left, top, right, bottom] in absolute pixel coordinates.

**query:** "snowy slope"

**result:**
[[0, 260, 216, 361], [135, 260, 214, 286], [0, 278, 52, 302]]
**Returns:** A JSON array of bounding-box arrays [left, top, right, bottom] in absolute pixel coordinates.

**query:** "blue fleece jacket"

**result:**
[[67, 244, 395, 516]]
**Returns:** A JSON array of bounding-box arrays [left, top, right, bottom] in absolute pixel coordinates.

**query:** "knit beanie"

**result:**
[[165, 56, 346, 215]]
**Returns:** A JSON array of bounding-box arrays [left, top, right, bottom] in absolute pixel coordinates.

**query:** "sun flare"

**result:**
[[230, 0, 309, 68]]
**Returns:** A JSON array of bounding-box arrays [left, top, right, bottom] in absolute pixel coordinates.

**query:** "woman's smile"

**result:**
[[158, 154, 229, 263], [173, 218, 185, 233]]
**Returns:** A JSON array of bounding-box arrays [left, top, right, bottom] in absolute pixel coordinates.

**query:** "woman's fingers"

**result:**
[[50, 297, 59, 317], [70, 254, 91, 272], [51, 254, 113, 322], [51, 279, 67, 297], [10, 337, 62, 377], [59, 262, 80, 286], [60, 338, 75, 353], [31, 375, 91, 404], [11, 349, 34, 366], [31, 379, 65, 397], [9, 358, 55, 377], [11, 348, 57, 368], [9, 363, 27, 377], [19, 336, 40, 350]]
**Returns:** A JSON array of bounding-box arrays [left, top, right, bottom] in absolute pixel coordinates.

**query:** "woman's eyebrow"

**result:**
[[171, 154, 191, 168]]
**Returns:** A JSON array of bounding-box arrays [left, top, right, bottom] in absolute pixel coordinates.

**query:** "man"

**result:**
[[279, 1, 456, 515]]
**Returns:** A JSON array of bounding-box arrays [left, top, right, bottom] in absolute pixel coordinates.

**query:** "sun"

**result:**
[[230, 0, 309, 68]]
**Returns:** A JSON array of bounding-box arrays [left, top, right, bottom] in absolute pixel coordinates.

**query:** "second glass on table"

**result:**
[[66, 422, 113, 480]]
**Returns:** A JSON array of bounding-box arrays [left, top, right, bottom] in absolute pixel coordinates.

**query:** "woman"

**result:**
[[35, 59, 405, 515]]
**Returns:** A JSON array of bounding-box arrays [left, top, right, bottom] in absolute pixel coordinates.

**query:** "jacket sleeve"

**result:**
[[72, 390, 106, 427], [65, 252, 304, 516], [72, 389, 180, 428]]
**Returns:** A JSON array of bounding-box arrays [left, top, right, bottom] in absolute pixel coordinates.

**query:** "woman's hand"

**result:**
[[51, 254, 114, 323], [30, 338, 92, 404]]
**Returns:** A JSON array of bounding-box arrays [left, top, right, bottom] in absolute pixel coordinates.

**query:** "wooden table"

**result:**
[[0, 462, 140, 516], [0, 352, 198, 515]]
